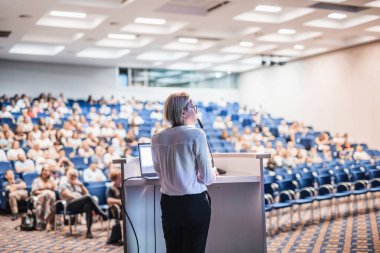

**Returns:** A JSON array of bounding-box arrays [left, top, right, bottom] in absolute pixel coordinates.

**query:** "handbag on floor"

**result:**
[[107, 220, 122, 245], [20, 209, 36, 231]]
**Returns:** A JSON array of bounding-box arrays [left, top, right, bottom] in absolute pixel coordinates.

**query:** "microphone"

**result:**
[[197, 118, 226, 175]]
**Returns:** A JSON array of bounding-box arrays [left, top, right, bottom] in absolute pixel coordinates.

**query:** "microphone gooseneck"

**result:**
[[197, 118, 215, 168]]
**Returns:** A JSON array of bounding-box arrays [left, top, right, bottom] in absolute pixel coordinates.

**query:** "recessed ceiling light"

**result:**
[[255, 5, 282, 13], [328, 13, 347, 19], [9, 43, 65, 55], [76, 48, 130, 59], [177, 37, 198, 44], [278, 29, 296, 35], [134, 17, 166, 25], [294, 44, 304, 50], [108, 33, 137, 40], [364, 0, 380, 7], [50, 10, 87, 19], [239, 41, 254, 47], [137, 51, 188, 61]]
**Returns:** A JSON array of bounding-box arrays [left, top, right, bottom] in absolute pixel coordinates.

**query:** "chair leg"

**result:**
[[298, 205, 301, 222], [311, 202, 314, 224], [68, 215, 72, 236], [319, 201, 322, 220], [336, 198, 340, 217], [277, 209, 280, 230], [269, 211, 272, 235], [290, 207, 293, 229], [54, 214, 57, 233]]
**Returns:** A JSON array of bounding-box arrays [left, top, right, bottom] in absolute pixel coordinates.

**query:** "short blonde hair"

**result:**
[[164, 92, 190, 126]]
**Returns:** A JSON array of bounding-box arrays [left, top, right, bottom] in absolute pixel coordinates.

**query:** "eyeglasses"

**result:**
[[184, 104, 197, 113]]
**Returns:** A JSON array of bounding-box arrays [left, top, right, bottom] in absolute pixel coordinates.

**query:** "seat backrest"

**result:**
[[22, 173, 39, 187], [369, 169, 380, 179], [264, 182, 274, 196], [278, 179, 298, 192], [0, 162, 12, 173], [87, 184, 107, 205], [335, 172, 350, 183], [352, 171, 366, 181], [298, 177, 315, 188], [317, 175, 333, 186]]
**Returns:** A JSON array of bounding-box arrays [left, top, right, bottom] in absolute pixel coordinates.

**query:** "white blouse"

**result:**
[[152, 125, 216, 196]]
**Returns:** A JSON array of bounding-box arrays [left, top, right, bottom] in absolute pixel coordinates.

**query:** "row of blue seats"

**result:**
[[264, 160, 380, 230]]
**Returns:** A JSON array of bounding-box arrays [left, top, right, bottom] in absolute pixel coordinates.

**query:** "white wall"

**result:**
[[0, 60, 238, 103], [239, 41, 380, 149]]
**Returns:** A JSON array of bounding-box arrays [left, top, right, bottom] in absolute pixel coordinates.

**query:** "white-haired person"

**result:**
[[59, 168, 108, 239], [152, 92, 216, 253]]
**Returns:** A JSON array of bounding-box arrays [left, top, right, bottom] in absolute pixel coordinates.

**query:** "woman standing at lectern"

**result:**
[[152, 92, 216, 253]]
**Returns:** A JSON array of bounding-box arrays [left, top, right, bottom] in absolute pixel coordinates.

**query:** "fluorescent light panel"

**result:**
[[76, 48, 129, 59], [134, 17, 166, 25], [365, 25, 380, 33], [137, 50, 188, 61], [239, 41, 254, 47], [365, 0, 380, 7], [108, 33, 136, 40], [255, 5, 282, 13], [328, 13, 347, 19], [50, 10, 87, 19], [278, 29, 296, 35], [178, 37, 198, 44], [9, 43, 65, 55], [294, 44, 304, 50]]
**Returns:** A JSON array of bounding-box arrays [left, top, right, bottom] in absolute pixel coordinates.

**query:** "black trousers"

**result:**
[[66, 195, 105, 232], [160, 191, 211, 253]]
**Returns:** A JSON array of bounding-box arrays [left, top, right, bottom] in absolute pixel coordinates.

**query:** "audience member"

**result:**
[[3, 170, 28, 220], [31, 166, 57, 231], [353, 145, 371, 161], [59, 169, 108, 239], [83, 162, 107, 182], [14, 153, 36, 174]]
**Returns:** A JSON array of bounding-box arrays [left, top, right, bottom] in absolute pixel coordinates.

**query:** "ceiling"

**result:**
[[0, 0, 379, 73]]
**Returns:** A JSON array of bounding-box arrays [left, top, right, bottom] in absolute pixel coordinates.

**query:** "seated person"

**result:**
[[83, 162, 107, 183], [3, 170, 28, 220], [31, 166, 57, 231], [7, 141, 25, 161], [14, 153, 36, 174], [353, 145, 371, 161], [213, 116, 226, 130], [59, 169, 107, 239], [106, 169, 122, 219], [106, 169, 123, 245], [0, 148, 8, 162]]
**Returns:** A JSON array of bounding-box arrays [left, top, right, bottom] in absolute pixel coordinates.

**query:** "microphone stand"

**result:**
[[197, 118, 226, 175]]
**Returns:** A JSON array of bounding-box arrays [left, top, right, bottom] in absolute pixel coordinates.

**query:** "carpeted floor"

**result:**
[[266, 195, 380, 253], [0, 195, 379, 252], [0, 215, 123, 253]]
